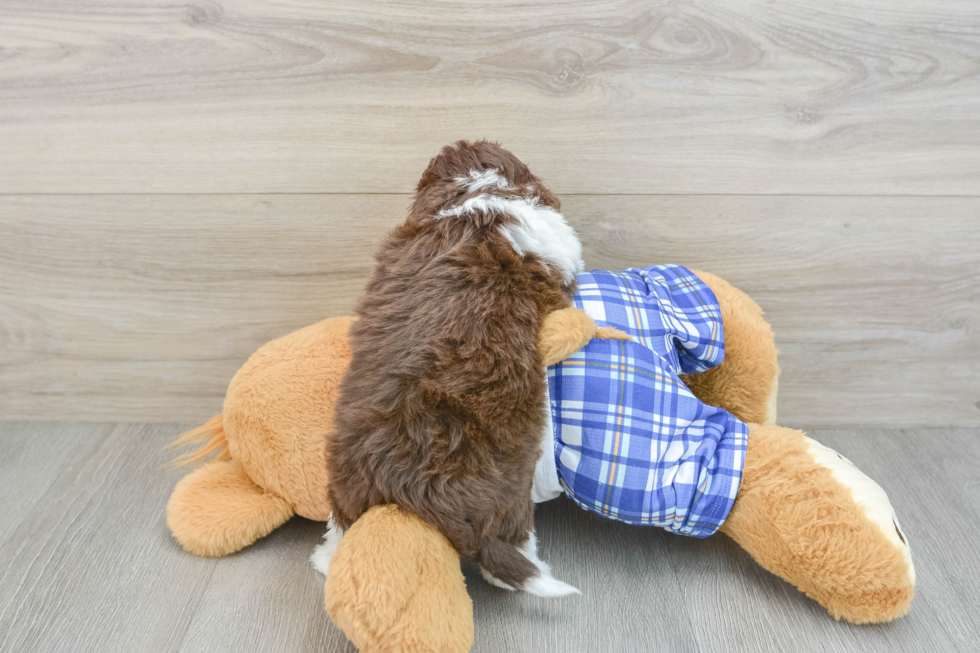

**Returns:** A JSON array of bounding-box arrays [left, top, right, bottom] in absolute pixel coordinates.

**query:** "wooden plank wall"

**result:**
[[1, 1, 978, 427]]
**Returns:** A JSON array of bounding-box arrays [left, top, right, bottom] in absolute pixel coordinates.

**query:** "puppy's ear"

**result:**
[[417, 141, 470, 192], [536, 185, 561, 212], [416, 167, 439, 192]]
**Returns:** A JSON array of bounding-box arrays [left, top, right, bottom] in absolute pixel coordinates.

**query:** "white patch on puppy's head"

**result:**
[[437, 193, 585, 285], [455, 168, 515, 193]]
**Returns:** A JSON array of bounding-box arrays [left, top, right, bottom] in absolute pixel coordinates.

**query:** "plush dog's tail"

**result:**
[[477, 532, 580, 598], [166, 414, 230, 467]]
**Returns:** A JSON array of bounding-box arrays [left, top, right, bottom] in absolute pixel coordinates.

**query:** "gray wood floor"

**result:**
[[0, 423, 977, 652]]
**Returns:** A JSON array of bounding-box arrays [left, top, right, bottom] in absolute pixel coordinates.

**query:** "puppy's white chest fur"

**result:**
[[532, 381, 562, 503]]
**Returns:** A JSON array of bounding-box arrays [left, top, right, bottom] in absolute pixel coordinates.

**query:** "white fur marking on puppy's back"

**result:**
[[479, 531, 580, 598], [437, 194, 585, 285], [310, 515, 344, 577]]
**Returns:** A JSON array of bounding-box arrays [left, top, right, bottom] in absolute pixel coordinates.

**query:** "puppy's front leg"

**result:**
[[538, 307, 630, 367]]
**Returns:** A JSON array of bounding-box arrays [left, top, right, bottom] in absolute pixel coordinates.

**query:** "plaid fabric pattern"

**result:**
[[547, 265, 748, 537]]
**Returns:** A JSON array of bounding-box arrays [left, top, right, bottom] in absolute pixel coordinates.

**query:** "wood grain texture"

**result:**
[[1, 423, 978, 652], [0, 0, 978, 194], [0, 423, 217, 653], [463, 502, 699, 653], [177, 517, 353, 653], [1, 194, 977, 427], [0, 422, 114, 548]]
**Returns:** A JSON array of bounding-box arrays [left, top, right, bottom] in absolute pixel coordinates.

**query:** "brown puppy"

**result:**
[[325, 141, 583, 596]]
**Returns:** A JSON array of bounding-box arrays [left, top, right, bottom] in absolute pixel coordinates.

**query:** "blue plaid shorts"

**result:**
[[547, 265, 748, 537]]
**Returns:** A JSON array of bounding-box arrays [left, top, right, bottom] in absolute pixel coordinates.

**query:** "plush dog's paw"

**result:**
[[539, 307, 596, 366], [540, 307, 631, 366], [595, 326, 631, 341], [723, 425, 915, 624], [167, 460, 293, 557], [325, 505, 473, 653]]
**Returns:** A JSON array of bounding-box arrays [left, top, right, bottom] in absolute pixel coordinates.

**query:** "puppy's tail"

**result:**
[[477, 532, 580, 598]]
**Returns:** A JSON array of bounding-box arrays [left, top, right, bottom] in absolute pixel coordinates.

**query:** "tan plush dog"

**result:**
[[167, 271, 914, 653]]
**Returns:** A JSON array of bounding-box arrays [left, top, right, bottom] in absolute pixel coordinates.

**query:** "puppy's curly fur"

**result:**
[[327, 141, 583, 592]]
